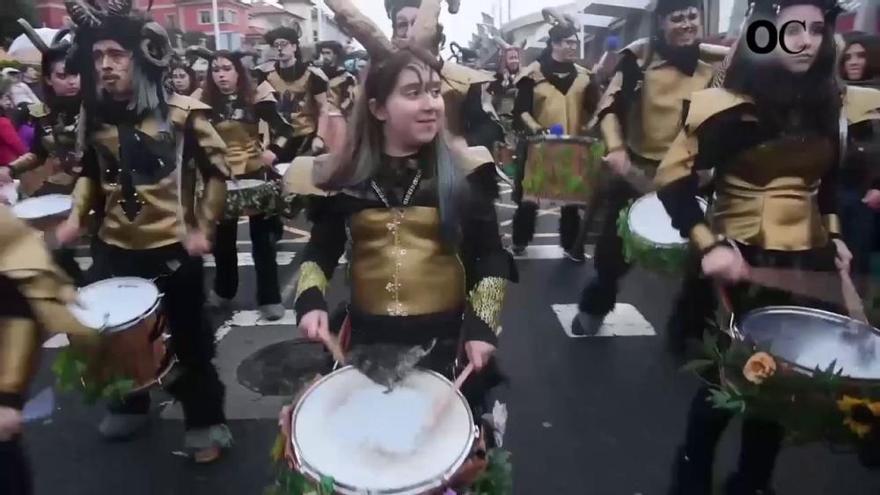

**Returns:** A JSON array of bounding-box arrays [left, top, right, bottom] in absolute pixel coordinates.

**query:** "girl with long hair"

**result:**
[[169, 62, 199, 96], [196, 50, 294, 320], [656, 0, 880, 492]]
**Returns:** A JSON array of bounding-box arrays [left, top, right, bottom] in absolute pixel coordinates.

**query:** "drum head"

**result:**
[[227, 179, 266, 191], [292, 367, 474, 495], [70, 277, 160, 332], [12, 194, 72, 219], [629, 193, 707, 246], [738, 306, 880, 380]]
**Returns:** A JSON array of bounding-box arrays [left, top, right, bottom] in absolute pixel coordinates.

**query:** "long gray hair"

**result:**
[[319, 50, 465, 245]]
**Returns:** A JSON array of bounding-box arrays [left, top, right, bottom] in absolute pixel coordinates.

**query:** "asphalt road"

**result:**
[[21, 186, 880, 495]]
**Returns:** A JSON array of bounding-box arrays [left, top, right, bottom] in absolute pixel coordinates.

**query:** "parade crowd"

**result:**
[[2, 0, 880, 493]]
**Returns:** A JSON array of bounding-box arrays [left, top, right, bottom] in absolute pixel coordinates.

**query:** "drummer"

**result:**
[[654, 0, 873, 491], [194, 49, 294, 321], [571, 0, 728, 336], [510, 9, 599, 261], [259, 25, 329, 157], [0, 20, 84, 285], [53, 3, 232, 462], [291, 0, 515, 404], [0, 205, 98, 495], [487, 37, 526, 176]]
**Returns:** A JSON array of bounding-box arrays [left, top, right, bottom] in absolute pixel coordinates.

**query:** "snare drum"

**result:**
[[224, 179, 281, 220], [618, 192, 708, 273], [290, 366, 477, 494], [68, 277, 175, 395], [12, 194, 72, 231], [522, 135, 600, 206], [734, 306, 880, 380]]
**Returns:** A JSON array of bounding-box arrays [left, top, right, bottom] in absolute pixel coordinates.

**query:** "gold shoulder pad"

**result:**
[[459, 145, 494, 174], [308, 66, 330, 82], [515, 61, 540, 85], [190, 88, 204, 101], [844, 85, 880, 124], [698, 43, 730, 64], [168, 93, 212, 112], [684, 88, 752, 132], [28, 102, 49, 119], [255, 81, 277, 104], [620, 38, 651, 66], [283, 156, 334, 196]]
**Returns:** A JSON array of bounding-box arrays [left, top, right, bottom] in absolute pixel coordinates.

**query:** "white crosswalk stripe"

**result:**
[[551, 303, 656, 338], [214, 309, 297, 342]]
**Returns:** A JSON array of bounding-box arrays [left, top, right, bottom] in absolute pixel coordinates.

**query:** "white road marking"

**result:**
[[512, 245, 587, 260], [552, 303, 656, 338], [214, 309, 297, 342]]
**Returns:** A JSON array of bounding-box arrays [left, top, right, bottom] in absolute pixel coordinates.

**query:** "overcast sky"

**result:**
[[339, 0, 578, 48]]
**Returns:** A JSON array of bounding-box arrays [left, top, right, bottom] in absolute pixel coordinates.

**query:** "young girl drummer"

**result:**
[[196, 49, 295, 320], [275, 0, 516, 489]]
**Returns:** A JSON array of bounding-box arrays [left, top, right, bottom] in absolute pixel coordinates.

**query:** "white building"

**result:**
[[278, 0, 352, 47]]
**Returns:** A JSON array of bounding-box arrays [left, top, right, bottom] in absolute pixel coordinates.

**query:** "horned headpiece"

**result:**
[[326, 0, 442, 69], [541, 7, 579, 42]]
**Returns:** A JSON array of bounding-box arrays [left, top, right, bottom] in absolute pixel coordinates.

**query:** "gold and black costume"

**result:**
[[69, 91, 232, 435], [9, 99, 81, 197], [290, 150, 516, 397], [261, 62, 328, 156], [575, 30, 727, 335], [0, 205, 96, 495], [655, 74, 863, 492], [511, 52, 596, 257], [195, 80, 294, 309]]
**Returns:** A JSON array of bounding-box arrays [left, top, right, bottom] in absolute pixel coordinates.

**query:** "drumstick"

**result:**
[[425, 362, 474, 431], [323, 333, 346, 365], [839, 268, 869, 324]]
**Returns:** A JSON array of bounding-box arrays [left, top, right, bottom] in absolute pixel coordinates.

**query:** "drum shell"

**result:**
[[23, 212, 70, 232], [522, 135, 599, 206], [289, 366, 477, 495], [224, 180, 281, 219], [89, 302, 167, 391]]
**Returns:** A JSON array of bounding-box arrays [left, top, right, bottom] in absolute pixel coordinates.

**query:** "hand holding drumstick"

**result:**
[[299, 309, 345, 363]]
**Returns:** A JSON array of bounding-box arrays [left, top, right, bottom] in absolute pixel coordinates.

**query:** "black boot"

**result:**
[[512, 201, 538, 252], [560, 205, 585, 262]]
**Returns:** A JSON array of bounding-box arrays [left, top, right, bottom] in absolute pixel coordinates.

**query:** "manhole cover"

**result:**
[[237, 340, 333, 396]]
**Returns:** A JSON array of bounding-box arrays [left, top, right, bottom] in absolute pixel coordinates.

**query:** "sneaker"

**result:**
[[207, 290, 233, 309], [185, 423, 234, 464], [571, 312, 603, 336], [98, 412, 150, 440], [259, 303, 286, 321], [563, 248, 586, 263]]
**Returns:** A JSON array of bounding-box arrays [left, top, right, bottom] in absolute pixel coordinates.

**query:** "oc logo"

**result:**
[[745, 20, 807, 54]]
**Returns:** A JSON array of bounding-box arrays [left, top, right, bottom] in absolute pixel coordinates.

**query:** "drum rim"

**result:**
[[74, 277, 161, 332], [525, 134, 595, 144], [733, 305, 880, 381], [627, 193, 708, 249], [226, 178, 270, 190], [12, 194, 73, 219], [290, 365, 477, 495]]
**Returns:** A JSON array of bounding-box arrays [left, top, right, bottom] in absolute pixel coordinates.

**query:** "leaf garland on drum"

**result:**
[[616, 199, 690, 274], [683, 332, 880, 451], [51, 348, 135, 404]]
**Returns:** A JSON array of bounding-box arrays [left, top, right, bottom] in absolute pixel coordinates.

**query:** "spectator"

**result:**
[[840, 31, 880, 88], [0, 78, 27, 167], [21, 65, 44, 102], [0, 68, 40, 106], [169, 63, 199, 96]]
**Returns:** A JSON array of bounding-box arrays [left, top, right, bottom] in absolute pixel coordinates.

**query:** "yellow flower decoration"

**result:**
[[742, 352, 777, 385], [837, 395, 880, 438]]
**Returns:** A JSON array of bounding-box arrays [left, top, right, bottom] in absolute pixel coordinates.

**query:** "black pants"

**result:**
[[89, 241, 226, 430], [511, 202, 582, 252], [213, 214, 281, 305], [578, 177, 640, 316], [0, 438, 31, 495], [672, 243, 843, 494]]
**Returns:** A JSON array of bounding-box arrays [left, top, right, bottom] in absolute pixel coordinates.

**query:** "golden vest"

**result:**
[[441, 63, 495, 136], [526, 63, 592, 135], [88, 94, 228, 250], [266, 67, 324, 137], [349, 206, 466, 316]]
